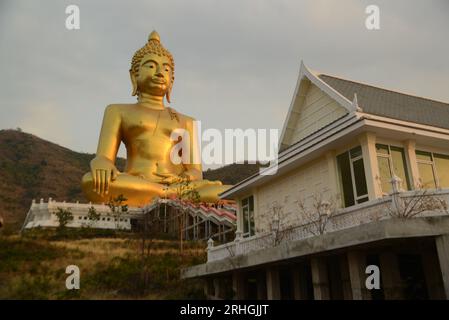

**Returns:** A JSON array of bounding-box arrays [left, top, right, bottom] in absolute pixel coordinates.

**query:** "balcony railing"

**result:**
[[206, 189, 449, 262]]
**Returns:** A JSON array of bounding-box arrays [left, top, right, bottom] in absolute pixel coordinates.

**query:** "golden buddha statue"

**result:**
[[81, 31, 230, 207]]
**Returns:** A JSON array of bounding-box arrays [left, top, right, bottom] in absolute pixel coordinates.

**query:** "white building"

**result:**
[[182, 62, 449, 300], [22, 197, 237, 240], [22, 198, 140, 230]]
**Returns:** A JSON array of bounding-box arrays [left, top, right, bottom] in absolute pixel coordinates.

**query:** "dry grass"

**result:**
[[0, 233, 207, 300]]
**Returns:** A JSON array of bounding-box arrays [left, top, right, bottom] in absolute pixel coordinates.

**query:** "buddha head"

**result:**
[[130, 31, 175, 103]]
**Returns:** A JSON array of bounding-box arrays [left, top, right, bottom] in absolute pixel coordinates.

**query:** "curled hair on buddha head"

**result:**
[[130, 30, 175, 103]]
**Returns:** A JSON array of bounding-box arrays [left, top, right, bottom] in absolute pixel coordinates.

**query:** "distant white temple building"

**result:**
[[182, 62, 449, 300], [22, 197, 236, 243], [22, 199, 140, 230]]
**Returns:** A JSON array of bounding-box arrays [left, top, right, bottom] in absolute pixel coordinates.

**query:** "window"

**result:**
[[241, 195, 255, 237], [435, 154, 449, 188], [376, 144, 410, 194], [337, 146, 369, 207], [416, 150, 449, 189]]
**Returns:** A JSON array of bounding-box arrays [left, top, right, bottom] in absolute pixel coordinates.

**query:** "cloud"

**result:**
[[0, 0, 448, 163]]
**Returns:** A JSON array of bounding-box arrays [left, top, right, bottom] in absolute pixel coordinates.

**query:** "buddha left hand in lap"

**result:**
[[82, 31, 230, 207]]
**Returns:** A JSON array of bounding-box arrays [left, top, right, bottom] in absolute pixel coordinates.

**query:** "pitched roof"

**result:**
[[318, 74, 449, 130], [224, 64, 449, 200]]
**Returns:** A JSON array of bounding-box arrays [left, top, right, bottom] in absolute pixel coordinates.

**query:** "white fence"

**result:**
[[207, 190, 449, 262]]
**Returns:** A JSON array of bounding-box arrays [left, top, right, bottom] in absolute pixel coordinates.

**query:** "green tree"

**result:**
[[55, 207, 74, 229], [87, 206, 101, 227], [107, 194, 128, 229]]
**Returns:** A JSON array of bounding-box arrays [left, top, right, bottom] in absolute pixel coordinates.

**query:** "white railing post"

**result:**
[[207, 238, 214, 261], [235, 231, 242, 256], [390, 174, 402, 193], [390, 175, 403, 217], [235, 230, 243, 241]]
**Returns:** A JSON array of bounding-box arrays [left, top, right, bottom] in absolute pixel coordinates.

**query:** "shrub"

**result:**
[[55, 207, 74, 229]]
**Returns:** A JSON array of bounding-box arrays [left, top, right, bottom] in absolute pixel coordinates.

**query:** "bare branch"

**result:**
[[387, 188, 448, 219]]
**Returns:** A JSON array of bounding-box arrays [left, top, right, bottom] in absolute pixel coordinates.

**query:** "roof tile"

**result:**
[[319, 74, 449, 130]]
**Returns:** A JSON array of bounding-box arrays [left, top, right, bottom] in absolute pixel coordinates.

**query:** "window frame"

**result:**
[[416, 150, 449, 189], [337, 146, 369, 207], [241, 195, 255, 238], [376, 144, 411, 194], [349, 148, 369, 204]]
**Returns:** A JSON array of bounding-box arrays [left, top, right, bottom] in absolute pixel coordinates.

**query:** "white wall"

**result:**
[[290, 84, 347, 145], [255, 156, 332, 232]]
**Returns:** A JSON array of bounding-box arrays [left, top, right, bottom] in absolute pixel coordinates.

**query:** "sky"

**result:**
[[1, 0, 448, 166]]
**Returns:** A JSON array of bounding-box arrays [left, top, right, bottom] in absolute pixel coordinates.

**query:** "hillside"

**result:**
[[0, 129, 259, 231], [203, 163, 259, 185], [0, 233, 207, 299], [0, 129, 94, 230]]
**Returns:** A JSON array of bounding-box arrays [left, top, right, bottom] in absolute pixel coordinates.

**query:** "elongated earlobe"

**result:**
[[166, 90, 171, 104], [166, 77, 174, 104], [130, 70, 138, 96]]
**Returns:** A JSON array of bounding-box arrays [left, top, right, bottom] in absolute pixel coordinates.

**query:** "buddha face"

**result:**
[[134, 53, 173, 97]]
